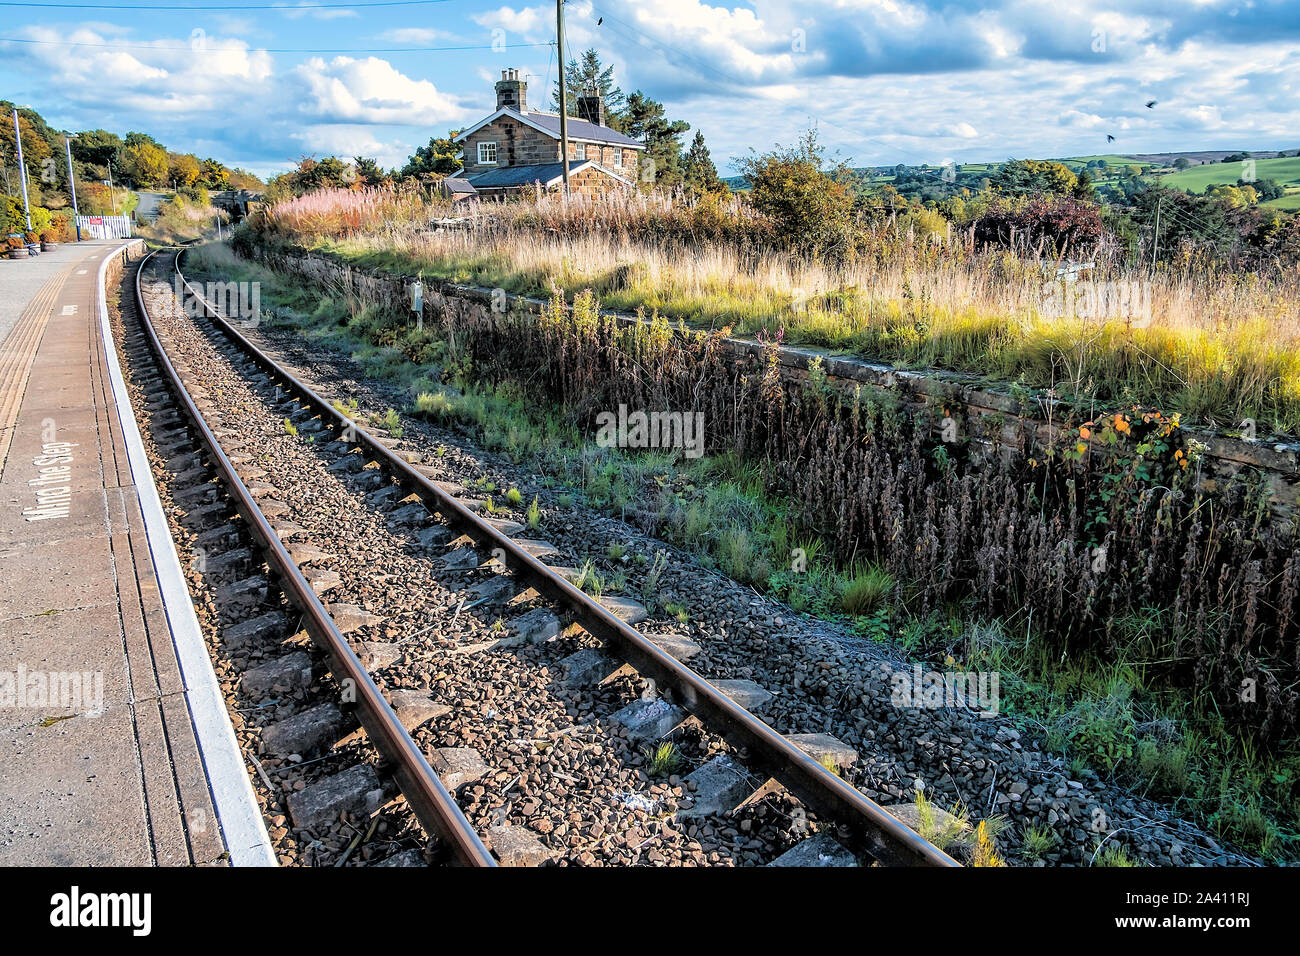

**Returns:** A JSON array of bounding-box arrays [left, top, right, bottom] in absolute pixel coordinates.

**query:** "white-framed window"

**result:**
[[574, 143, 586, 160], [612, 149, 623, 169], [477, 141, 497, 165]]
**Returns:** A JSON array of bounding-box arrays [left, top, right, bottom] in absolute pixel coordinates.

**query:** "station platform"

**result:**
[[0, 240, 272, 866]]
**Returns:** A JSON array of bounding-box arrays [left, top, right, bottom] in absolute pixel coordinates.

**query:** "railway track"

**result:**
[[120, 244, 957, 867]]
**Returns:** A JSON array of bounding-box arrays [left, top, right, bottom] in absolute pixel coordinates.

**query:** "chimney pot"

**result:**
[[494, 68, 527, 113]]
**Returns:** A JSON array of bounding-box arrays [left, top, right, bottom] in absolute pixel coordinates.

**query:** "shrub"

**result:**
[[739, 128, 859, 261], [973, 195, 1103, 255], [840, 565, 894, 614]]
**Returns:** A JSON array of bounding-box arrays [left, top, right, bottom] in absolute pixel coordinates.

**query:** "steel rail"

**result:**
[[175, 247, 958, 867], [134, 248, 495, 867]]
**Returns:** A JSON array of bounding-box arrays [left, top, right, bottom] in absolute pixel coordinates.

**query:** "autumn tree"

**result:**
[[122, 141, 168, 187], [401, 131, 462, 179], [169, 153, 202, 187], [0, 111, 52, 179], [200, 158, 230, 190], [991, 159, 1079, 197]]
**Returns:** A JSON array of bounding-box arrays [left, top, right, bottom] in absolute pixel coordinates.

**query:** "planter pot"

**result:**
[[7, 246, 29, 258], [41, 241, 57, 252], [26, 244, 40, 255]]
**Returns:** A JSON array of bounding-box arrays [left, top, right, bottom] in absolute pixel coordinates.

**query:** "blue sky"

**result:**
[[1, 0, 1297, 179]]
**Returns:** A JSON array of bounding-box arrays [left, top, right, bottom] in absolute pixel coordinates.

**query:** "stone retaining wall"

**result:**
[[246, 242, 1300, 515]]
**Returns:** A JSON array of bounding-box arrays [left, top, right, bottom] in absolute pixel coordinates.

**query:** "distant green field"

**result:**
[[1060, 154, 1139, 168], [1267, 192, 1300, 211], [1160, 155, 1300, 194]]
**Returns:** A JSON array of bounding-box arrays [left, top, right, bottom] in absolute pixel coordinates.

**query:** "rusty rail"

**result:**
[[134, 248, 495, 867], [174, 246, 958, 867]]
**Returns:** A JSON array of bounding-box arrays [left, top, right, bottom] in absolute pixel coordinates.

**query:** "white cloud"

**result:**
[[374, 28, 454, 45], [293, 56, 467, 125], [472, 5, 548, 37]]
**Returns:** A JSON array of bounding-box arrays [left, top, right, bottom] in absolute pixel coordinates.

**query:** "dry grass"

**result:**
[[252, 188, 1300, 431]]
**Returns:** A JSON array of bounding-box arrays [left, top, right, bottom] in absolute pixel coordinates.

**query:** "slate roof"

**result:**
[[512, 109, 643, 148], [461, 160, 633, 189], [453, 107, 645, 150]]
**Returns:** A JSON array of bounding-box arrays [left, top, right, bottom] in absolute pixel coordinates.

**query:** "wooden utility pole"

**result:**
[[556, 0, 570, 196]]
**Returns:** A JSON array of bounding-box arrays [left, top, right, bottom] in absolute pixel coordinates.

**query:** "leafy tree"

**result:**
[[124, 131, 162, 150], [200, 158, 230, 190], [70, 129, 123, 169], [264, 156, 356, 200], [1072, 168, 1096, 202], [682, 130, 725, 197], [1129, 185, 1244, 261], [2, 192, 27, 232], [401, 131, 462, 178], [122, 141, 168, 187], [991, 159, 1078, 197], [169, 153, 202, 187], [741, 128, 857, 260], [352, 156, 388, 186], [0, 111, 52, 179], [1244, 178, 1283, 201], [973, 195, 1103, 255], [1173, 157, 1192, 170]]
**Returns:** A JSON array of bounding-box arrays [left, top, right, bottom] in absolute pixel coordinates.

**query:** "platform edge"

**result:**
[[97, 242, 276, 867]]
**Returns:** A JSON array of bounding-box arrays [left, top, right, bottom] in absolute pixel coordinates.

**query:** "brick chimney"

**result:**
[[575, 91, 604, 126], [495, 68, 527, 113]]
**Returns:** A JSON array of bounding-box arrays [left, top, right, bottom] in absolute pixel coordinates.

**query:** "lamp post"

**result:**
[[11, 108, 33, 232], [65, 136, 81, 240]]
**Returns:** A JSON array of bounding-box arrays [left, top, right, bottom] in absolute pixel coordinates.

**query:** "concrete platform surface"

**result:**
[[0, 240, 272, 866]]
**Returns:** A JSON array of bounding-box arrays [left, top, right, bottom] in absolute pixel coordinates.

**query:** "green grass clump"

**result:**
[[643, 741, 683, 777], [1021, 824, 1058, 861], [913, 792, 971, 852], [840, 564, 894, 614], [1093, 842, 1137, 867]]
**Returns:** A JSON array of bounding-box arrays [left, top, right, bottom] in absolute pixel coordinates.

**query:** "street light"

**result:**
[[10, 107, 33, 232], [65, 135, 81, 240]]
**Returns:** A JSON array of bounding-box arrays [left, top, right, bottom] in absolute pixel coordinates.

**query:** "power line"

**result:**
[[587, 1, 959, 180], [0, 35, 550, 54], [0, 0, 452, 9]]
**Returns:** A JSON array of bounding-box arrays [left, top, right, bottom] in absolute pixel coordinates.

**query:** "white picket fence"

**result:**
[[75, 215, 133, 239]]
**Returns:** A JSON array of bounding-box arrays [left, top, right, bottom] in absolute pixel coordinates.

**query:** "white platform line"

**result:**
[[95, 242, 276, 867]]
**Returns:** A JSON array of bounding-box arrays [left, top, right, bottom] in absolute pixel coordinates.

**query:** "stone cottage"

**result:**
[[446, 69, 644, 198]]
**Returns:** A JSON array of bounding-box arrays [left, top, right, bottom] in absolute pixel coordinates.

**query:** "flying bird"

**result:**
[[1146, 100, 1158, 109], [597, 16, 603, 25], [1107, 134, 1116, 142]]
